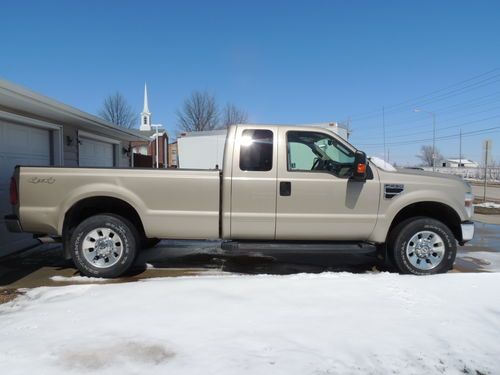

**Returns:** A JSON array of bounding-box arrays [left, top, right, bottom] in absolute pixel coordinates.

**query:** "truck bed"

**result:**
[[17, 167, 221, 239]]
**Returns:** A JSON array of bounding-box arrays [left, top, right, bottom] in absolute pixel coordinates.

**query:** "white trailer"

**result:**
[[177, 123, 348, 169], [177, 129, 227, 169]]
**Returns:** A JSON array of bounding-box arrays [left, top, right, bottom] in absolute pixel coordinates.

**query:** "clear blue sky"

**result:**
[[1, 0, 500, 165]]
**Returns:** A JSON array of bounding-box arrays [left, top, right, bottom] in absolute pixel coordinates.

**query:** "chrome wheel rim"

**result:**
[[406, 230, 445, 271], [82, 228, 124, 268]]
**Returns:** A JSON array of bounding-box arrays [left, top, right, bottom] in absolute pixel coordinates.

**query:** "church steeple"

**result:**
[[143, 83, 150, 113], [140, 83, 152, 131]]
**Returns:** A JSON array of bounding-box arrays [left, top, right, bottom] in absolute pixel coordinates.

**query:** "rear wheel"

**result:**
[[69, 214, 139, 278], [388, 217, 456, 275]]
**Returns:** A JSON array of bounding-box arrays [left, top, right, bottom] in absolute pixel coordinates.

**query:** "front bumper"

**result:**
[[461, 221, 474, 242], [4, 214, 23, 233]]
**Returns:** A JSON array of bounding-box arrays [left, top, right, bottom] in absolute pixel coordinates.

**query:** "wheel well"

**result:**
[[63, 197, 146, 257], [388, 202, 462, 241]]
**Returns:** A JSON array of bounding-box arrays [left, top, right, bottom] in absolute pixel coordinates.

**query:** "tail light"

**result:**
[[9, 177, 18, 206]]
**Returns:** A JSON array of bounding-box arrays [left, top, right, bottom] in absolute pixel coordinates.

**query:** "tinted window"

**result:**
[[287, 131, 355, 178], [239, 129, 273, 171]]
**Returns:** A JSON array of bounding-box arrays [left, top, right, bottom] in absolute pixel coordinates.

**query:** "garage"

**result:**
[[0, 78, 149, 257], [0, 119, 53, 254], [78, 133, 116, 167]]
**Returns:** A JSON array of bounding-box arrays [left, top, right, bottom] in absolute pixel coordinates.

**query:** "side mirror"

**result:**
[[352, 150, 367, 181]]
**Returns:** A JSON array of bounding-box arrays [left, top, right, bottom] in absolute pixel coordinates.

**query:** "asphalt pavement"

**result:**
[[0, 215, 499, 290], [472, 183, 500, 201]]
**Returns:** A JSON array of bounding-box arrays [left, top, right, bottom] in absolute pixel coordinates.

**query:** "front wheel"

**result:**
[[388, 217, 456, 275], [69, 214, 139, 278]]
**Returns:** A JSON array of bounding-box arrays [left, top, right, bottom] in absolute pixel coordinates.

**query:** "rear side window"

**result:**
[[239, 129, 273, 171]]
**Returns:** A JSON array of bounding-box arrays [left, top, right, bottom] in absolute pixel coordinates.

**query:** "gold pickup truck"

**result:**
[[5, 124, 474, 277]]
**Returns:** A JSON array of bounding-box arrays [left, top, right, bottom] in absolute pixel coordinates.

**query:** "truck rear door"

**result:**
[[229, 126, 277, 239]]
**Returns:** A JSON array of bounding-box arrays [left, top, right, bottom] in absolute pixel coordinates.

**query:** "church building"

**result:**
[[131, 83, 169, 167]]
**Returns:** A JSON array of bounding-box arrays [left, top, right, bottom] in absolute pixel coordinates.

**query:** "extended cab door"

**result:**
[[275, 128, 380, 240], [229, 126, 278, 239]]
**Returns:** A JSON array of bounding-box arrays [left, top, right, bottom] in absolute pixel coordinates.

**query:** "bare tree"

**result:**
[[176, 91, 219, 132], [416, 145, 442, 166], [220, 103, 248, 128], [98, 92, 136, 129]]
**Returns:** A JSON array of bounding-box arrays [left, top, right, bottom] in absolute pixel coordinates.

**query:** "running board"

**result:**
[[34, 235, 62, 244], [220, 241, 377, 256]]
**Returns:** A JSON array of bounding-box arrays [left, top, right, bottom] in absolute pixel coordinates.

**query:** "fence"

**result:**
[[421, 166, 500, 182], [132, 153, 153, 168]]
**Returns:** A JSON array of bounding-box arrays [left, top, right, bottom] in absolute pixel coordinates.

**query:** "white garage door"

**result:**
[[79, 137, 114, 167], [0, 121, 51, 256]]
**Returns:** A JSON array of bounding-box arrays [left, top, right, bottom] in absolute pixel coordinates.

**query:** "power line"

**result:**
[[378, 92, 500, 130], [352, 76, 500, 124], [358, 125, 500, 147], [384, 70, 500, 110], [349, 70, 500, 122], [348, 68, 499, 120], [340, 69, 500, 161], [356, 109, 500, 140]]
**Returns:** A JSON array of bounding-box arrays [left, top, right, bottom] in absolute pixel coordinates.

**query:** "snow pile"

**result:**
[[50, 275, 109, 283], [369, 157, 397, 172], [1, 272, 499, 374], [474, 201, 500, 208]]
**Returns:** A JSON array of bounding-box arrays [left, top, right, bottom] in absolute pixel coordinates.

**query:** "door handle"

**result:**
[[280, 181, 291, 196]]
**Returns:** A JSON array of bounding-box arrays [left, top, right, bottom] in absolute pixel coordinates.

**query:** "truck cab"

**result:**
[[222, 125, 379, 241]]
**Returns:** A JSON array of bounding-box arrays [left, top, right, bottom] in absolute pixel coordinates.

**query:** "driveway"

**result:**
[[1, 218, 499, 289]]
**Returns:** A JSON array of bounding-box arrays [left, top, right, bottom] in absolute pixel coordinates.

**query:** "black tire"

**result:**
[[141, 238, 161, 249], [69, 214, 139, 278], [388, 217, 456, 275]]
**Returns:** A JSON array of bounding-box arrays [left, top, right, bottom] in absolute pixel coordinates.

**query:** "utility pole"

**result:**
[[483, 139, 491, 202], [151, 124, 162, 168], [382, 106, 386, 161], [432, 112, 436, 172], [346, 117, 352, 139], [459, 128, 462, 168]]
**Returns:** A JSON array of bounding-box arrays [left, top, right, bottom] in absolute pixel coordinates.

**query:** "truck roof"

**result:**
[[179, 122, 348, 137]]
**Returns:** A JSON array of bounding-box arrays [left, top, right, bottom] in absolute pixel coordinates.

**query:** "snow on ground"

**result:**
[[475, 201, 500, 208], [1, 272, 499, 375], [50, 275, 109, 283]]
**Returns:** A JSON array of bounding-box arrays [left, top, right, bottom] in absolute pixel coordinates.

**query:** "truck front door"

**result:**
[[275, 128, 380, 240], [230, 126, 277, 239]]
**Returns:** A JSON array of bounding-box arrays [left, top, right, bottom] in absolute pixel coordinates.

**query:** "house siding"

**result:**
[[63, 124, 79, 166], [119, 142, 131, 167], [0, 106, 135, 167]]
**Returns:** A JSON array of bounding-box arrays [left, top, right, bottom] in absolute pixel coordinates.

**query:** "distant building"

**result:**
[[168, 141, 178, 167], [440, 158, 479, 168]]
